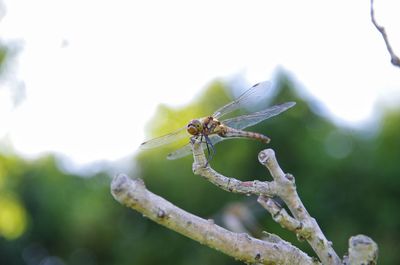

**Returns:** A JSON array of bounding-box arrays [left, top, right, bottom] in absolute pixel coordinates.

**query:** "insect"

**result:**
[[140, 81, 295, 162]]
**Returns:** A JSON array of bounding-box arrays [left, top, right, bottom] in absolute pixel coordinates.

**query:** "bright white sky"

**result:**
[[0, 0, 399, 171]]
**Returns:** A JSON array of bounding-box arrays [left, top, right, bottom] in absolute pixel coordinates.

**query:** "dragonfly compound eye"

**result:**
[[187, 119, 202, 135]]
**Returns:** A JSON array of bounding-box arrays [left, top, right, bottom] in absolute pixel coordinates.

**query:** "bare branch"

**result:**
[[370, 0, 400, 67], [111, 173, 317, 265], [192, 142, 341, 264], [258, 149, 341, 265], [112, 140, 378, 264]]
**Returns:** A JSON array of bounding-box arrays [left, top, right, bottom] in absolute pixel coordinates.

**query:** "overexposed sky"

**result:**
[[0, 0, 399, 169]]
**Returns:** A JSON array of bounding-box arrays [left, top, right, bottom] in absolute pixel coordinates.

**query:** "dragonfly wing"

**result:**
[[167, 135, 225, 160], [139, 126, 188, 150], [212, 81, 271, 119], [166, 144, 191, 160], [222, 102, 296, 130]]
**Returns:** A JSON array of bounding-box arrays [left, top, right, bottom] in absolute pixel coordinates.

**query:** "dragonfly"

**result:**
[[140, 81, 295, 162]]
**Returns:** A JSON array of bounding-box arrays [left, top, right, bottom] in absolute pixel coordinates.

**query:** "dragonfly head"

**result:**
[[187, 119, 203, 135]]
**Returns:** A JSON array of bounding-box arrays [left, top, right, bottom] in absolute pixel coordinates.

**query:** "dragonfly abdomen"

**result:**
[[221, 127, 270, 144]]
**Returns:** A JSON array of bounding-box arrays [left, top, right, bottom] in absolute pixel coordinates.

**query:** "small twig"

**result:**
[[192, 140, 277, 196], [257, 196, 304, 238], [370, 0, 400, 67], [111, 173, 317, 265]]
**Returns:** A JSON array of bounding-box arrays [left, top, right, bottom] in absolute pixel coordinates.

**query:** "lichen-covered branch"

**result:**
[[111, 173, 317, 265], [370, 0, 400, 67]]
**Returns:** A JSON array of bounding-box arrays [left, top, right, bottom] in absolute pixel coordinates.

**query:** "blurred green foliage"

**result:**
[[0, 38, 25, 106], [1, 72, 400, 265], [0, 39, 20, 77]]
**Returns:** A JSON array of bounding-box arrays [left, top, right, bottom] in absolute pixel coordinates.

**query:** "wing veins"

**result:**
[[140, 126, 188, 150], [212, 81, 271, 119], [222, 102, 296, 130]]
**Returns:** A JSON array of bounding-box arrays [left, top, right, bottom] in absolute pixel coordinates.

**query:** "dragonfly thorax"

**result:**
[[187, 119, 203, 135]]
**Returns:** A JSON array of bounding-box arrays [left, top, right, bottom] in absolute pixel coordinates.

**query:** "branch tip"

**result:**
[[370, 0, 400, 68], [348, 235, 378, 265], [258, 149, 274, 164], [111, 173, 130, 193]]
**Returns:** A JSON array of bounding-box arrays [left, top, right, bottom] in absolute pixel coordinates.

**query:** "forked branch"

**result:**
[[192, 142, 340, 265], [191, 141, 377, 265], [111, 173, 316, 265], [111, 141, 378, 264]]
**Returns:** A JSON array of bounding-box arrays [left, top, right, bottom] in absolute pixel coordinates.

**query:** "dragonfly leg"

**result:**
[[204, 134, 216, 166], [190, 134, 214, 166], [202, 134, 211, 159]]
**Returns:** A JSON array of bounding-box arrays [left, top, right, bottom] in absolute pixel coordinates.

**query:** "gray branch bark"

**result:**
[[370, 0, 400, 67], [111, 173, 316, 265], [192, 143, 340, 265], [111, 141, 378, 264]]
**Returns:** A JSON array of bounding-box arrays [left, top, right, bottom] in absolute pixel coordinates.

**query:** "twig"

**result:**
[[370, 0, 400, 67], [111, 140, 378, 264], [191, 141, 378, 264], [257, 149, 341, 265], [111, 173, 317, 265], [192, 142, 341, 264], [257, 196, 303, 237], [192, 141, 277, 196]]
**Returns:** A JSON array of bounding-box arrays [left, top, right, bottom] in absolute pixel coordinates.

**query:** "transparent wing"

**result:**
[[139, 126, 188, 150], [222, 102, 296, 130], [167, 135, 225, 160], [212, 81, 272, 119], [166, 102, 295, 160]]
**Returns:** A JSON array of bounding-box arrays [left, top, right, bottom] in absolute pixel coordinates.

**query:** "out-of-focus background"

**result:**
[[1, 0, 399, 264]]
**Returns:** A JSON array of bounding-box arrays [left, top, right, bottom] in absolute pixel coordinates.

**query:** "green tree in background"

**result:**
[[0, 72, 399, 264]]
